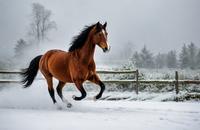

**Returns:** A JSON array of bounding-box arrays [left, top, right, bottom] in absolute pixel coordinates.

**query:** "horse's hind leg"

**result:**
[[45, 76, 57, 104], [56, 81, 72, 108]]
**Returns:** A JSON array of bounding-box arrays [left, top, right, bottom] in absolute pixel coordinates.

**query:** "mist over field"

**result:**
[[0, 0, 200, 68]]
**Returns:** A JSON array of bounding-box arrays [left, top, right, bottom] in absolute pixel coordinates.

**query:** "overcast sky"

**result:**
[[0, 0, 200, 61]]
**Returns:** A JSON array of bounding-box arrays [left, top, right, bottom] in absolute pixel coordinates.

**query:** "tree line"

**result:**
[[131, 42, 200, 69]]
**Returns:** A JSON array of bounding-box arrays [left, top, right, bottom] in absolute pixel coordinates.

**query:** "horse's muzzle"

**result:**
[[103, 46, 111, 53]]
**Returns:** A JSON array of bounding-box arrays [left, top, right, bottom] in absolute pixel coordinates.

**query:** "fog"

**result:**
[[0, 0, 200, 65]]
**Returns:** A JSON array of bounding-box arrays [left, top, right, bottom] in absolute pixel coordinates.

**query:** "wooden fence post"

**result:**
[[175, 71, 179, 94], [135, 69, 139, 94]]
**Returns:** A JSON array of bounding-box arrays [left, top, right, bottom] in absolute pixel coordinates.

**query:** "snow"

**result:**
[[0, 101, 200, 130], [0, 81, 200, 130], [138, 68, 200, 80]]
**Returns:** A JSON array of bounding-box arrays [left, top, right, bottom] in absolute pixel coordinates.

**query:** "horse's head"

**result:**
[[92, 22, 110, 53]]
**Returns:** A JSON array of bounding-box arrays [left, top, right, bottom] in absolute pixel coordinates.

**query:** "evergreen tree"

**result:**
[[140, 45, 154, 68], [155, 53, 166, 69], [14, 39, 27, 58], [166, 50, 177, 68], [179, 44, 189, 69], [132, 51, 141, 68], [196, 49, 200, 69], [188, 42, 197, 69]]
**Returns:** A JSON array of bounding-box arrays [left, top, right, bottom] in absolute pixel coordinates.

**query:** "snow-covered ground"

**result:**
[[138, 68, 200, 80], [0, 101, 200, 130], [0, 80, 200, 130]]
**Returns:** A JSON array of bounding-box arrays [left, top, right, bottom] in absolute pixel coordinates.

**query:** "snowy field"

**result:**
[[1, 101, 200, 130], [0, 80, 200, 130]]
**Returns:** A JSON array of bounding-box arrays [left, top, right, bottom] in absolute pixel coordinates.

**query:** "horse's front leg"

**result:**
[[88, 74, 105, 100], [73, 82, 87, 101]]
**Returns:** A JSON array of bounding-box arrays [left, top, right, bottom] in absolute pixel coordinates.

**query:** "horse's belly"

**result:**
[[49, 65, 73, 83], [48, 54, 72, 82], [53, 73, 73, 83]]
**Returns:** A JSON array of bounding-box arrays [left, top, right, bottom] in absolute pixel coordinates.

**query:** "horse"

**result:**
[[21, 22, 110, 108]]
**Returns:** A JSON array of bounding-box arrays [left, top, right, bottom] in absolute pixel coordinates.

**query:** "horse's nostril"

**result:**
[[103, 47, 109, 53], [103, 48, 107, 52]]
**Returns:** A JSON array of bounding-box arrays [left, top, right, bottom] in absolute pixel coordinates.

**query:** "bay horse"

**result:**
[[21, 22, 110, 107]]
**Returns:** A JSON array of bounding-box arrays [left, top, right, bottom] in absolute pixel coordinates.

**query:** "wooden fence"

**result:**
[[0, 69, 200, 94]]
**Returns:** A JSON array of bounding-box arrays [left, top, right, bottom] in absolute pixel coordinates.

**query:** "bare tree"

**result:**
[[28, 3, 56, 46]]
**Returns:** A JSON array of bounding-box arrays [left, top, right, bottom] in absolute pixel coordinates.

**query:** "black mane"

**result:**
[[68, 24, 96, 52]]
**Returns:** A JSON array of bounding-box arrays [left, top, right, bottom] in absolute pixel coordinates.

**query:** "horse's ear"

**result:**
[[96, 22, 101, 28], [95, 22, 102, 32], [96, 21, 100, 26], [103, 22, 107, 29]]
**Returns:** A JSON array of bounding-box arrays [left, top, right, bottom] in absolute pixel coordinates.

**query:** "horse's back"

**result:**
[[40, 49, 67, 66], [39, 49, 72, 82]]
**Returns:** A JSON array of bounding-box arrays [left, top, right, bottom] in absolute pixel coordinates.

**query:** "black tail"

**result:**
[[21, 55, 43, 88]]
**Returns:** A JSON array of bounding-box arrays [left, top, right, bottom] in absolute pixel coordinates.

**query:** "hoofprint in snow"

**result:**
[[0, 83, 200, 130]]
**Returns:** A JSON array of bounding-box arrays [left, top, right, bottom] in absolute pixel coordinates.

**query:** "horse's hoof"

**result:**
[[72, 95, 76, 99], [67, 103, 72, 108]]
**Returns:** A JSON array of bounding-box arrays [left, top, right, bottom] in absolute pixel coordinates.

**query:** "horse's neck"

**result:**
[[78, 40, 96, 64]]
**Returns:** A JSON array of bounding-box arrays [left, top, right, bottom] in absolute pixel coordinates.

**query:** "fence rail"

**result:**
[[97, 70, 137, 74], [0, 69, 200, 94], [0, 70, 22, 74], [0, 70, 137, 74]]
